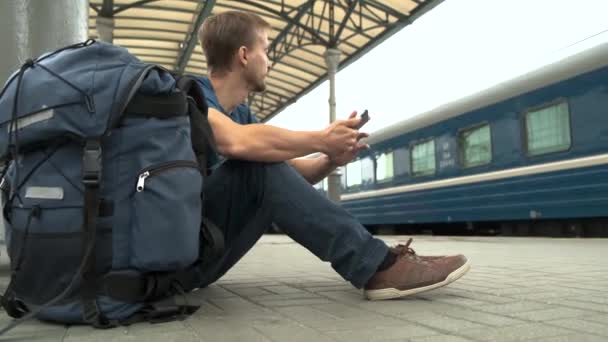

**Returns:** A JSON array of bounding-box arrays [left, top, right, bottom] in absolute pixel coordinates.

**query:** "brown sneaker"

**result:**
[[364, 240, 470, 300], [389, 238, 454, 261]]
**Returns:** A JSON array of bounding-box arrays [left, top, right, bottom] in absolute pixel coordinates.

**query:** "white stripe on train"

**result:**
[[340, 152, 608, 201]]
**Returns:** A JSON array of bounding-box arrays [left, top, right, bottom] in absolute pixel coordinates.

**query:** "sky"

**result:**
[[267, 0, 608, 134]]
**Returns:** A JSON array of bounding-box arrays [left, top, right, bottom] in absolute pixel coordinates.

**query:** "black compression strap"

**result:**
[[81, 139, 110, 327], [124, 92, 188, 119]]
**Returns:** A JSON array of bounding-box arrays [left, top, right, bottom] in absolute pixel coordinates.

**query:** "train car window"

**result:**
[[525, 101, 571, 156], [361, 157, 374, 185], [346, 159, 362, 187], [460, 124, 492, 168], [376, 152, 394, 181], [412, 139, 436, 176], [393, 147, 409, 176], [340, 168, 347, 190]]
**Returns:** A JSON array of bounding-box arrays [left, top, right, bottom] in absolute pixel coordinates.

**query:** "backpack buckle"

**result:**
[[82, 139, 102, 186]]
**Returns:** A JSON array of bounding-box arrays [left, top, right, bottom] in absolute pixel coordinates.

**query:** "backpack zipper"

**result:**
[[136, 160, 199, 192]]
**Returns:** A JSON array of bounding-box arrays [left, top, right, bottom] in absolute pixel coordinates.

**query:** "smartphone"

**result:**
[[355, 110, 370, 129]]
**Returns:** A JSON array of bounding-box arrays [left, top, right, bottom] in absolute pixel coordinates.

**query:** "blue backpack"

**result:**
[[0, 39, 223, 331]]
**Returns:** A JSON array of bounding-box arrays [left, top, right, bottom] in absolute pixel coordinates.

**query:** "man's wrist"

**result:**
[[312, 130, 328, 154], [324, 154, 339, 169]]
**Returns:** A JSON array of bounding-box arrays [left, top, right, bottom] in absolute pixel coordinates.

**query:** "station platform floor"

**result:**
[[0, 234, 606, 341]]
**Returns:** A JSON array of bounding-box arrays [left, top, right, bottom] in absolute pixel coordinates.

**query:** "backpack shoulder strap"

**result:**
[[175, 76, 217, 176]]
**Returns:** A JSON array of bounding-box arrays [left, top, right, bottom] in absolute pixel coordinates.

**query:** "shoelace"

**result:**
[[393, 238, 416, 256], [391, 238, 420, 259]]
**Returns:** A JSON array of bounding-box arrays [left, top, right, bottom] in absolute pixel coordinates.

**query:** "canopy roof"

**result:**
[[89, 0, 443, 121]]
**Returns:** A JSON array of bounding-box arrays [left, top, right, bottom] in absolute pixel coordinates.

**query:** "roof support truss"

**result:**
[[175, 0, 216, 74], [87, 0, 443, 121]]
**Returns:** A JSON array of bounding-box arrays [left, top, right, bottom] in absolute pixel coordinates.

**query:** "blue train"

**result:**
[[316, 42, 608, 237]]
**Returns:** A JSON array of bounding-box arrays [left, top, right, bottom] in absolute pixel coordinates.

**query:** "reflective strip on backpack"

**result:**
[[25, 186, 64, 200]]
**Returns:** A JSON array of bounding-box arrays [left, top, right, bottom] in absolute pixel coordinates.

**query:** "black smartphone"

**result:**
[[355, 110, 370, 129]]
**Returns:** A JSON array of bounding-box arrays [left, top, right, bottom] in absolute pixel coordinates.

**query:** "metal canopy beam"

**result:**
[[266, 0, 317, 67], [329, 0, 359, 47], [238, 0, 329, 46], [260, 0, 445, 122], [87, 0, 444, 121], [176, 0, 216, 74], [100, 0, 114, 17]]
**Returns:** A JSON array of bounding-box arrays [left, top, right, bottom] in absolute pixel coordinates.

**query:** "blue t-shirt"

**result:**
[[195, 76, 259, 169]]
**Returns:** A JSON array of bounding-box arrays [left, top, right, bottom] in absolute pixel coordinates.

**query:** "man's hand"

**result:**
[[321, 113, 363, 156], [326, 111, 370, 167]]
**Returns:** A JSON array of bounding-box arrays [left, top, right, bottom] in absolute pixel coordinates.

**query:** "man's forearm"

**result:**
[[288, 154, 336, 184], [209, 107, 358, 163], [210, 108, 326, 161], [228, 124, 327, 161]]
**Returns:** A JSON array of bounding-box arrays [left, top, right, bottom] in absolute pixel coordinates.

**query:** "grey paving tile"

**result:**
[[0, 330, 65, 342], [206, 296, 271, 317], [507, 307, 589, 322], [418, 294, 491, 307], [440, 307, 526, 327], [313, 302, 376, 319], [249, 292, 325, 302], [220, 280, 284, 288], [305, 285, 357, 293], [581, 314, 608, 325], [262, 285, 308, 295], [252, 318, 338, 342], [186, 316, 272, 342], [228, 286, 275, 297], [491, 287, 550, 296], [258, 297, 334, 307], [325, 325, 440, 342], [398, 312, 488, 333], [195, 284, 237, 298], [409, 335, 475, 342], [310, 315, 413, 332], [63, 326, 131, 342], [506, 290, 590, 302], [475, 301, 551, 314], [574, 295, 608, 305], [0, 235, 606, 342], [316, 290, 363, 303], [67, 329, 202, 342], [442, 291, 517, 305], [550, 299, 608, 313], [458, 323, 575, 342], [530, 334, 608, 342], [558, 282, 608, 292], [273, 305, 342, 325], [297, 281, 349, 288], [546, 318, 608, 336], [360, 298, 460, 318]]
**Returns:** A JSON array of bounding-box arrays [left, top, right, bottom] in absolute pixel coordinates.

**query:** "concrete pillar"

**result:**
[[0, 0, 89, 83], [0, 0, 88, 245], [96, 16, 115, 43], [324, 48, 342, 203]]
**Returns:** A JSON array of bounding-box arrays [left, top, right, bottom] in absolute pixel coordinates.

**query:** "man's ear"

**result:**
[[237, 46, 248, 66]]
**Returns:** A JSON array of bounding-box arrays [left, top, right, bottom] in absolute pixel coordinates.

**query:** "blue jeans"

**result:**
[[199, 160, 389, 288]]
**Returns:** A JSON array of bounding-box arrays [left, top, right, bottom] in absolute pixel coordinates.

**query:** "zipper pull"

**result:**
[[136, 171, 150, 192]]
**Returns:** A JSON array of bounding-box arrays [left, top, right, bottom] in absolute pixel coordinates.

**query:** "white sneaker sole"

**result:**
[[363, 259, 471, 301]]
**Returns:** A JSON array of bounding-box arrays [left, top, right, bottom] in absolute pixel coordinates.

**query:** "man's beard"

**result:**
[[252, 80, 266, 92], [246, 71, 266, 93]]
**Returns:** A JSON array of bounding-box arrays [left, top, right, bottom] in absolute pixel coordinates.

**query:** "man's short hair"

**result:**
[[199, 11, 271, 74]]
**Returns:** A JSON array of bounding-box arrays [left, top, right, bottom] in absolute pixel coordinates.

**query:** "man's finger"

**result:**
[[348, 110, 357, 119], [355, 142, 370, 151], [356, 132, 369, 141], [344, 117, 362, 128]]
